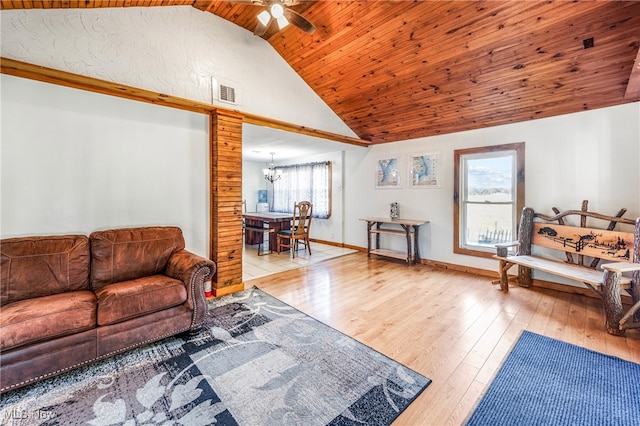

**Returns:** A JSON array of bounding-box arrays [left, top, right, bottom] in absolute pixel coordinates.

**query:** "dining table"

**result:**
[[243, 211, 293, 252]]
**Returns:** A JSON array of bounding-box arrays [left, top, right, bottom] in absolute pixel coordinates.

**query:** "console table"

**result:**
[[359, 217, 429, 265]]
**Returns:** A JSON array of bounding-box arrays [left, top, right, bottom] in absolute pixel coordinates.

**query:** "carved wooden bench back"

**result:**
[[516, 200, 639, 286], [531, 222, 635, 265]]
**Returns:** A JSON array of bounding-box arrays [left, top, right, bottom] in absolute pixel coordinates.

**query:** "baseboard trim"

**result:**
[[213, 283, 244, 297], [309, 238, 366, 253], [420, 258, 497, 279]]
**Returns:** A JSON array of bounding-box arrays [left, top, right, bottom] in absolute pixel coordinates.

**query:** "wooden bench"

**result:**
[[494, 201, 640, 336]]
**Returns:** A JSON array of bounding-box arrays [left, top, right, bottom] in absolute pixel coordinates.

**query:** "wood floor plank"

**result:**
[[245, 252, 640, 425]]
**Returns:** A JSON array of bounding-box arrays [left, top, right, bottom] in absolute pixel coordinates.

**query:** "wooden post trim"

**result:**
[[210, 109, 244, 291]]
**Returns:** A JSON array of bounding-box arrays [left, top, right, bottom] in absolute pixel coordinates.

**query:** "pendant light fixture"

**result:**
[[263, 152, 282, 183]]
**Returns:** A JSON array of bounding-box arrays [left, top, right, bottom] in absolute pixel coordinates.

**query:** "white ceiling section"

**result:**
[[242, 123, 365, 163]]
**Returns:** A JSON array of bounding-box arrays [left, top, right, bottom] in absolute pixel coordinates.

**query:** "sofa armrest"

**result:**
[[166, 250, 216, 329]]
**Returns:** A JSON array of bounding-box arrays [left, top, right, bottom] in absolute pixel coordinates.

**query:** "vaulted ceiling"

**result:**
[[4, 1, 640, 145]]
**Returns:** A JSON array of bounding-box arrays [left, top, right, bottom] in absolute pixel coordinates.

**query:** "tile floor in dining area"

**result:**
[[243, 240, 358, 281]]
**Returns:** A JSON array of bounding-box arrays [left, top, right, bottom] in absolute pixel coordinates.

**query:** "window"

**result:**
[[272, 161, 331, 219], [454, 143, 525, 258]]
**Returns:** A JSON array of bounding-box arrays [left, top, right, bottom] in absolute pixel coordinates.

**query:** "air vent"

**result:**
[[219, 83, 237, 104]]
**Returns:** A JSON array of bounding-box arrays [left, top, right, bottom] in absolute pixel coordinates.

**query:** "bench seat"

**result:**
[[496, 254, 632, 289]]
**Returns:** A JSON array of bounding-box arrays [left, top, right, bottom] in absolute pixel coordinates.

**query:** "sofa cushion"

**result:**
[[95, 275, 187, 326], [0, 291, 96, 352], [1, 235, 91, 306], [90, 226, 185, 290]]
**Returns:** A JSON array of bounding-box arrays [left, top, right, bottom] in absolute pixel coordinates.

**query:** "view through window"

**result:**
[[454, 143, 525, 258], [272, 161, 332, 219]]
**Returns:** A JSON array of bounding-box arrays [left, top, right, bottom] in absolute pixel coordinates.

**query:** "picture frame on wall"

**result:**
[[409, 152, 442, 188], [375, 157, 401, 189]]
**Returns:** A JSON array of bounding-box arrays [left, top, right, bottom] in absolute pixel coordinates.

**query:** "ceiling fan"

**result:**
[[226, 0, 317, 37]]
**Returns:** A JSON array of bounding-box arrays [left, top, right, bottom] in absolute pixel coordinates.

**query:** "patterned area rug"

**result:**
[[1, 287, 430, 425], [466, 331, 640, 425]]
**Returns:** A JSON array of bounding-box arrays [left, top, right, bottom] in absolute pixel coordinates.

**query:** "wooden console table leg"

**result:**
[[602, 270, 625, 336], [401, 224, 411, 264], [366, 221, 373, 257], [413, 225, 420, 264]]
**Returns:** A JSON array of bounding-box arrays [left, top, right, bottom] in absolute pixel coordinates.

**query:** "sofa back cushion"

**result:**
[[1, 235, 91, 306], [90, 226, 185, 289]]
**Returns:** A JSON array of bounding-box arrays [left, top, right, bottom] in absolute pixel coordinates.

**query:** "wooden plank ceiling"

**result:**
[[4, 1, 640, 144]]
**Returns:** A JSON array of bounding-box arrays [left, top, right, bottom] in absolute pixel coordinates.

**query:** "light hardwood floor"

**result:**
[[244, 252, 640, 425], [242, 241, 357, 281]]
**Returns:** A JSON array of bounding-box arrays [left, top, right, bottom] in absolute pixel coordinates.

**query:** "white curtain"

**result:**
[[272, 161, 330, 218]]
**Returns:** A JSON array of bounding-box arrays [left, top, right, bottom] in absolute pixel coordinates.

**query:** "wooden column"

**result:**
[[210, 109, 244, 297]]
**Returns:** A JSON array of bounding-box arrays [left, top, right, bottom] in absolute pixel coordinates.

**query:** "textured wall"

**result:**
[[0, 6, 355, 136]]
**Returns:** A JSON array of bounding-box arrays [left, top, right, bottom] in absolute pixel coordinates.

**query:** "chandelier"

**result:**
[[263, 152, 282, 183]]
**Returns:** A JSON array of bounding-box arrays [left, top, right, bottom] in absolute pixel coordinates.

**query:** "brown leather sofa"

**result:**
[[0, 226, 216, 393]]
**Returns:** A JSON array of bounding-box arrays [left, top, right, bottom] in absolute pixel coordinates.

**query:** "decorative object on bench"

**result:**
[[495, 200, 640, 335], [0, 226, 216, 393], [277, 200, 313, 258]]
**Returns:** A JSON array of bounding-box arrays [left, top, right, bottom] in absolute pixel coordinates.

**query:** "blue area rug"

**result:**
[[0, 287, 430, 425], [466, 331, 640, 426]]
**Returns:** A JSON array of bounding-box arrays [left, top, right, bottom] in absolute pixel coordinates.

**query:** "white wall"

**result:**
[[1, 74, 210, 255], [344, 102, 640, 283], [242, 161, 269, 212]]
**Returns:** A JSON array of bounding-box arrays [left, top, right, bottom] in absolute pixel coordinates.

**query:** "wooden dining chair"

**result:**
[[277, 201, 312, 258]]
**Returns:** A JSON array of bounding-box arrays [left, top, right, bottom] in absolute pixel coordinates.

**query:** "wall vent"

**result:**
[[219, 83, 237, 104]]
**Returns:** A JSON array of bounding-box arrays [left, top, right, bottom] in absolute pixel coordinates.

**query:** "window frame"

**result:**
[[453, 142, 525, 259]]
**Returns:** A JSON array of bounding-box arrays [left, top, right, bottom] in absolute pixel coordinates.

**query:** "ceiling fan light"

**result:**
[[276, 15, 289, 30], [257, 10, 271, 26], [270, 3, 284, 19]]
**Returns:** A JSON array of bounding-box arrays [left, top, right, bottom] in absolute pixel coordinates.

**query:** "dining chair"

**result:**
[[277, 201, 312, 258]]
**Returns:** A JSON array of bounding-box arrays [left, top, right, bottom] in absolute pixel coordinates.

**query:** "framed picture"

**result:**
[[375, 157, 401, 189], [409, 152, 442, 188]]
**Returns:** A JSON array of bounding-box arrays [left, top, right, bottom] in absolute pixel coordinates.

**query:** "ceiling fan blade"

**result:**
[[284, 8, 316, 34], [254, 17, 271, 36]]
